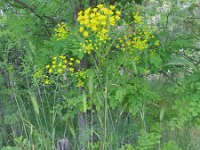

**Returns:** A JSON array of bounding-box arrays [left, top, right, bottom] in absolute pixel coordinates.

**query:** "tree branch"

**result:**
[[7, 0, 57, 36]]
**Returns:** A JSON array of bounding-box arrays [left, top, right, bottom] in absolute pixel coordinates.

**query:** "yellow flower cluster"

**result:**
[[133, 12, 143, 24], [80, 39, 103, 54], [77, 4, 121, 53], [133, 56, 141, 64], [46, 55, 80, 75], [117, 28, 152, 52], [42, 75, 51, 85], [33, 68, 51, 85], [43, 55, 88, 87], [54, 22, 68, 40], [33, 68, 43, 79], [33, 56, 87, 87], [116, 11, 155, 53], [75, 70, 88, 87]]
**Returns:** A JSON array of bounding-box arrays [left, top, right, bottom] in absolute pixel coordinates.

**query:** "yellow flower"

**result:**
[[115, 15, 120, 20], [102, 7, 108, 14], [102, 28, 108, 34], [109, 17, 115, 26], [70, 58, 74, 61], [77, 4, 121, 53], [93, 8, 98, 12], [54, 22, 68, 40], [116, 11, 121, 15], [76, 60, 80, 64], [90, 19, 97, 25], [69, 67, 74, 73], [57, 68, 63, 74], [90, 13, 96, 18], [46, 65, 50, 69], [83, 31, 89, 37], [107, 10, 113, 15], [101, 20, 106, 26], [77, 80, 84, 87], [53, 56, 57, 60], [85, 7, 91, 15], [133, 12, 143, 24], [44, 79, 50, 85], [78, 11, 83, 16], [77, 15, 84, 21], [62, 65, 67, 69], [59, 55, 66, 59], [69, 62, 73, 66], [84, 43, 93, 53], [48, 69, 53, 74], [110, 5, 115, 10], [91, 26, 97, 31], [79, 27, 84, 32], [58, 62, 62, 67], [97, 4, 104, 9]]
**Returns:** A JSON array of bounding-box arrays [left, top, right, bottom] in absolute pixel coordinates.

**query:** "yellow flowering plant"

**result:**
[[4, 0, 200, 149], [36, 4, 161, 111], [112, 10, 161, 72], [33, 54, 86, 86], [54, 22, 68, 40], [77, 4, 121, 54], [34, 4, 160, 116]]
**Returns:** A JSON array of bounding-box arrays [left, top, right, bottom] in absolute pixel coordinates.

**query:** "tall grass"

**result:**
[[1, 47, 200, 150]]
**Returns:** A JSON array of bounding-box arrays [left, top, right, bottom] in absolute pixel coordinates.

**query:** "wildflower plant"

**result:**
[[114, 11, 160, 72], [33, 67, 52, 85], [44, 55, 88, 87], [39, 4, 160, 97], [31, 3, 161, 148], [2, 0, 200, 149], [45, 55, 79, 75]]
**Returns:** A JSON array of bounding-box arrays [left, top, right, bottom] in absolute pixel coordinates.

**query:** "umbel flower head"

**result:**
[[115, 11, 159, 52], [77, 4, 121, 54], [77, 4, 121, 39], [43, 55, 87, 87], [54, 22, 68, 40], [46, 55, 80, 75]]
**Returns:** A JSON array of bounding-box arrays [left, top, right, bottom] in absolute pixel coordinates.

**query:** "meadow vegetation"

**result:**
[[0, 0, 200, 149]]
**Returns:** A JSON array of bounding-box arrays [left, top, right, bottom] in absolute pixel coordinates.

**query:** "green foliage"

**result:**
[[162, 141, 182, 150], [169, 70, 200, 129], [120, 144, 135, 150], [136, 130, 161, 150], [0, 0, 200, 149]]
